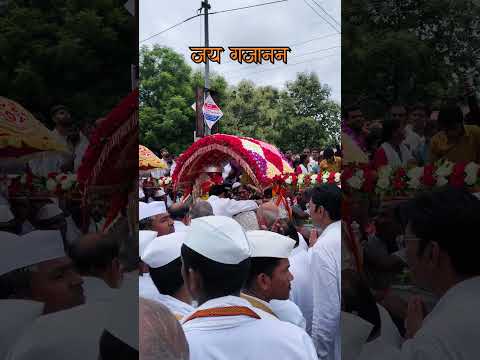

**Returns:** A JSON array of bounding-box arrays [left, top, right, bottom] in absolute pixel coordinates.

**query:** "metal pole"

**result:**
[[203, 0, 211, 136]]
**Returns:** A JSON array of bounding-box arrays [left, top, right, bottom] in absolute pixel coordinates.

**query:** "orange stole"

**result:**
[[240, 293, 278, 318], [183, 306, 261, 323]]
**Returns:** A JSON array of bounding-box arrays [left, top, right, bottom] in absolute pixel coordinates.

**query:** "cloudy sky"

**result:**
[[139, 0, 340, 102]]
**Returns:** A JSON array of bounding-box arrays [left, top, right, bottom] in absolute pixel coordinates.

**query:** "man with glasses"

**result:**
[[399, 186, 480, 359]]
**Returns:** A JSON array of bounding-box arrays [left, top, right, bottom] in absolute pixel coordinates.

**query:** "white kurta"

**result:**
[[183, 295, 318, 360], [138, 273, 194, 319], [270, 299, 307, 331], [82, 276, 119, 304], [289, 246, 313, 334], [6, 302, 109, 360], [310, 221, 341, 360], [138, 273, 159, 300], [400, 276, 480, 360], [0, 300, 44, 359], [173, 220, 189, 232], [207, 195, 258, 218]]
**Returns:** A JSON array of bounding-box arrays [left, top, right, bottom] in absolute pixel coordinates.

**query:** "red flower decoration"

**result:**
[[327, 172, 336, 184], [362, 169, 376, 193], [449, 162, 467, 187], [422, 165, 436, 187]]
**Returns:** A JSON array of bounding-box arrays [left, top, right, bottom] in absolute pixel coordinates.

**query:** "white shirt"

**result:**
[[299, 164, 309, 174], [380, 142, 414, 168], [270, 299, 307, 331], [173, 220, 188, 232], [182, 295, 318, 360], [138, 273, 159, 301], [82, 276, 119, 304], [404, 125, 425, 156], [400, 276, 480, 360], [0, 300, 44, 359], [311, 221, 341, 360], [308, 159, 318, 173], [289, 245, 314, 334], [139, 273, 194, 320], [6, 302, 109, 360], [207, 195, 258, 217], [241, 292, 306, 330]]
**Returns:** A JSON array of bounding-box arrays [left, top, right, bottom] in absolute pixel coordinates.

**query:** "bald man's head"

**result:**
[[257, 203, 280, 229], [70, 233, 122, 288], [139, 297, 189, 360], [168, 203, 190, 224], [190, 200, 213, 219]]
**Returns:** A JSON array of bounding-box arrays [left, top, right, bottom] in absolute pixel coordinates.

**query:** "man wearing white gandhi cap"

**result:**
[[180, 216, 318, 360], [0, 230, 84, 314], [138, 230, 160, 302], [241, 230, 307, 330], [139, 201, 174, 236], [141, 231, 194, 320]]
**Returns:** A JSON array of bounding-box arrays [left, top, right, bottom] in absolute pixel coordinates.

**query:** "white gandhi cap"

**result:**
[[104, 280, 138, 350], [141, 232, 186, 268], [246, 230, 295, 258], [0, 204, 14, 222], [36, 203, 63, 221], [139, 201, 167, 221], [184, 215, 251, 265], [139, 230, 158, 260], [0, 230, 65, 276]]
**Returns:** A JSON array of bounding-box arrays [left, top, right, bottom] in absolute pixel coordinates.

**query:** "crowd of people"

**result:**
[[1, 102, 140, 358], [343, 85, 480, 167], [139, 171, 342, 359], [339, 83, 480, 358]]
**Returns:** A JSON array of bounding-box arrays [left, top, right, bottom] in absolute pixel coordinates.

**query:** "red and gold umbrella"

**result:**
[[139, 145, 167, 170], [0, 97, 67, 157]]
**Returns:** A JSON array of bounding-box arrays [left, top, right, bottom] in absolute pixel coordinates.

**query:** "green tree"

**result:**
[[0, 0, 134, 124], [139, 46, 340, 155], [139, 45, 194, 155], [343, 0, 480, 116]]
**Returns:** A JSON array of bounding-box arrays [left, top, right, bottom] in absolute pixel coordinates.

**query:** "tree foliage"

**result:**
[[140, 46, 340, 155], [0, 0, 135, 125], [343, 0, 480, 116]]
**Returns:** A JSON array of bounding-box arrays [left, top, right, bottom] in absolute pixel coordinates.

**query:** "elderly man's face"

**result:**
[[30, 257, 85, 313], [152, 213, 174, 236]]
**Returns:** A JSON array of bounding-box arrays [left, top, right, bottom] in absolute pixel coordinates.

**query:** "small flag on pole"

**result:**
[[202, 94, 223, 129]]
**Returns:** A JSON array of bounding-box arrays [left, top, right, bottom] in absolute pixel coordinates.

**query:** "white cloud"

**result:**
[[140, 0, 340, 102]]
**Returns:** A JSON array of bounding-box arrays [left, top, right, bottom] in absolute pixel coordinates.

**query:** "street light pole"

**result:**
[[202, 0, 211, 136]]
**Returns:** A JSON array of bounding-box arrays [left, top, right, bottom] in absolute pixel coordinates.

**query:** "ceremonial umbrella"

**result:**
[[139, 145, 167, 171], [0, 97, 67, 158]]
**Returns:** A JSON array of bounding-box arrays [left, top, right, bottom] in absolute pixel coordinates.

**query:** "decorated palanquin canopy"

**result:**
[[0, 97, 67, 158], [139, 145, 167, 170], [77, 89, 138, 232], [172, 134, 294, 190], [77, 89, 138, 189]]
